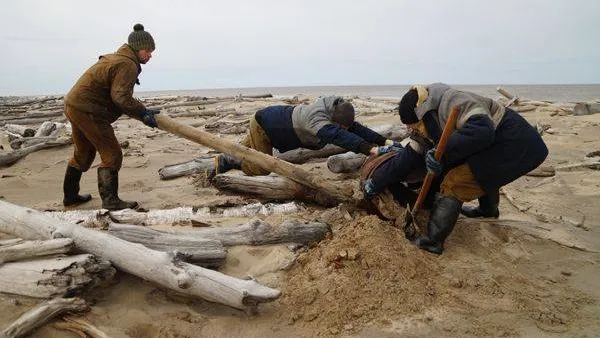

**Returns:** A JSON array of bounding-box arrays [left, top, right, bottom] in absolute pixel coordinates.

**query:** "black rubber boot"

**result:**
[[207, 154, 243, 179], [461, 189, 500, 218], [215, 154, 242, 174], [414, 194, 462, 255], [63, 166, 92, 206], [97, 168, 138, 210]]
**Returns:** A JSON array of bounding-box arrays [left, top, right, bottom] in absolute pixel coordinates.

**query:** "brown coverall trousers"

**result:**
[[65, 106, 123, 171], [239, 115, 273, 176]]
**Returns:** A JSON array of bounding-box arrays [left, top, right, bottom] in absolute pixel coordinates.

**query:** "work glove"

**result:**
[[376, 144, 402, 156], [362, 178, 382, 199], [141, 109, 161, 128], [425, 148, 443, 176], [385, 139, 403, 148]]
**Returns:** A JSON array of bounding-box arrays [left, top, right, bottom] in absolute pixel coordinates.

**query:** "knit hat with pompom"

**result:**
[[127, 23, 155, 51]]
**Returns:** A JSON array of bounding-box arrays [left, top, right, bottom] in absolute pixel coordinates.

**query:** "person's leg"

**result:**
[[239, 115, 273, 176], [66, 110, 136, 210], [461, 188, 500, 218], [415, 164, 484, 254], [63, 107, 95, 206]]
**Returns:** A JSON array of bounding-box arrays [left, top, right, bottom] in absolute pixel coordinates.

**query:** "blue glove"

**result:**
[[385, 139, 403, 148], [425, 148, 442, 176], [362, 178, 381, 199], [376, 144, 401, 156], [141, 109, 160, 128]]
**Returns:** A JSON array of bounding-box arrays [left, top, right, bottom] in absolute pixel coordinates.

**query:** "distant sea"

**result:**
[[139, 84, 600, 103]]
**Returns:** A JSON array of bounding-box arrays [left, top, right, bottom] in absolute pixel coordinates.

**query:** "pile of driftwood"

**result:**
[[0, 121, 72, 167], [0, 199, 330, 337], [496, 87, 575, 116]]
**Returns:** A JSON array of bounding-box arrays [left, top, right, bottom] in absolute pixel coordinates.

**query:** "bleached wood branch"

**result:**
[[158, 157, 213, 180], [1, 297, 88, 338], [111, 218, 330, 247], [53, 316, 111, 338], [212, 174, 338, 207], [0, 254, 115, 298], [5, 124, 35, 137], [0, 238, 74, 264], [0, 137, 72, 167], [106, 223, 226, 267]]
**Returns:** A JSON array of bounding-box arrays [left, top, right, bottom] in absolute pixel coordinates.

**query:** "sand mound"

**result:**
[[278, 213, 593, 336]]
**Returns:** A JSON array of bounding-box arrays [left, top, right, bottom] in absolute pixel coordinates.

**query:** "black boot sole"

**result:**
[[63, 194, 92, 207]]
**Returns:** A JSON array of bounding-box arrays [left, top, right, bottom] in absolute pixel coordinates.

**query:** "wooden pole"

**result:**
[[155, 114, 354, 202]]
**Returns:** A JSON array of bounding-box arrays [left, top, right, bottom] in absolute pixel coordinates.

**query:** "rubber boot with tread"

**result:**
[[98, 168, 138, 210], [63, 166, 92, 206]]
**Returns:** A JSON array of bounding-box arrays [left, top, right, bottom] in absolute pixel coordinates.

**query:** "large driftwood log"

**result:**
[[158, 157, 214, 180], [4, 124, 35, 137], [0, 137, 72, 167], [0, 200, 280, 310], [274, 123, 409, 164], [327, 152, 368, 173], [1, 298, 88, 338], [0, 238, 74, 263], [45, 203, 303, 228], [212, 174, 338, 207], [106, 223, 226, 267], [0, 254, 115, 298], [155, 114, 353, 202], [53, 316, 110, 338], [109, 218, 330, 247]]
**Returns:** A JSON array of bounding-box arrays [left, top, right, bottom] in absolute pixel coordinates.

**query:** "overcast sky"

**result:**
[[1, 0, 599, 95]]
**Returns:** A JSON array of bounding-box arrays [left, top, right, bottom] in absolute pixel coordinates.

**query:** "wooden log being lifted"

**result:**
[[109, 218, 330, 247], [0, 200, 281, 311], [155, 114, 354, 203], [212, 173, 338, 206], [1, 297, 88, 338]]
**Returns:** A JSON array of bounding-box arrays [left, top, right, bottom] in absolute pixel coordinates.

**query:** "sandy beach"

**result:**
[[1, 87, 599, 337]]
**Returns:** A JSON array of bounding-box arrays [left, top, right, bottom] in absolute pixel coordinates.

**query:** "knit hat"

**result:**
[[128, 23, 155, 51], [331, 98, 355, 127], [399, 88, 419, 124]]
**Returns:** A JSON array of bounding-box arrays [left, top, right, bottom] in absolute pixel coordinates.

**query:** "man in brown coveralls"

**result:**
[[62, 23, 160, 210]]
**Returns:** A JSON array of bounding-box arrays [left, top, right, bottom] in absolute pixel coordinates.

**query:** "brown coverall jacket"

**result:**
[[64, 44, 147, 171]]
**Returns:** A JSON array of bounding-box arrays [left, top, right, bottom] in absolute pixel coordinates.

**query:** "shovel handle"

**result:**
[[411, 106, 461, 213]]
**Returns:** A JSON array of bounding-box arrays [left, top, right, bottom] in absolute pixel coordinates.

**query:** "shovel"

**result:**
[[403, 106, 460, 239]]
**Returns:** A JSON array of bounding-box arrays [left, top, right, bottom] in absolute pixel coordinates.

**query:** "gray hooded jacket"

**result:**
[[416, 83, 505, 131], [291, 96, 339, 147]]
